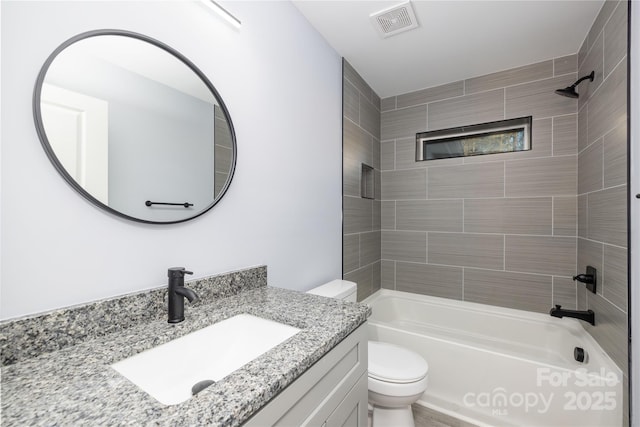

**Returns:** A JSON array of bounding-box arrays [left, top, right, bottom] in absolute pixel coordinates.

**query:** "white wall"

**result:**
[[0, 1, 343, 320]]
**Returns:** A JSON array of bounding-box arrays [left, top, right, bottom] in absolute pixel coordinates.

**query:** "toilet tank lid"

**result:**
[[307, 279, 357, 299]]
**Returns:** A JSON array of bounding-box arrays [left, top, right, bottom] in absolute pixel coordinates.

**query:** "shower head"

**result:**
[[555, 86, 579, 98], [555, 71, 595, 99]]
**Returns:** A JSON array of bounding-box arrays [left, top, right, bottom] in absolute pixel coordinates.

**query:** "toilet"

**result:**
[[307, 280, 429, 427]]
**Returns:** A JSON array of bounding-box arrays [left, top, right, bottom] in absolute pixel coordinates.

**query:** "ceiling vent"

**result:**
[[370, 1, 419, 38]]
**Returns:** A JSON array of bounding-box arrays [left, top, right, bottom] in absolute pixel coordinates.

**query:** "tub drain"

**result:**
[[574, 347, 588, 363]]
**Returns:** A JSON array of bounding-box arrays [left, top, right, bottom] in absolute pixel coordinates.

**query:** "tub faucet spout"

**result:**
[[550, 305, 595, 326], [168, 267, 199, 323]]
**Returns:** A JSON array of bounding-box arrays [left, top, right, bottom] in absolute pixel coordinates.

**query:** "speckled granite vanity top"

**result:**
[[0, 267, 370, 426]]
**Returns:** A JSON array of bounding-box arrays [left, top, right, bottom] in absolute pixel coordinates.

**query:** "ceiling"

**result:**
[[292, 0, 605, 98]]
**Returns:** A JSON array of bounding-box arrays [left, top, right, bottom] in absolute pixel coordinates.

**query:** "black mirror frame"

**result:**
[[33, 29, 237, 224]]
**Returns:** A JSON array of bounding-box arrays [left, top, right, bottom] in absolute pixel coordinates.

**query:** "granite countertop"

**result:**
[[1, 286, 370, 426]]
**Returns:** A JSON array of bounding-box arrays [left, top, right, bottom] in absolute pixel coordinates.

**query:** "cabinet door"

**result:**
[[244, 324, 368, 427], [326, 372, 368, 427]]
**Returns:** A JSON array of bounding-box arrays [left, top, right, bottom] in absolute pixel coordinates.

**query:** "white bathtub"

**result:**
[[363, 289, 622, 427]]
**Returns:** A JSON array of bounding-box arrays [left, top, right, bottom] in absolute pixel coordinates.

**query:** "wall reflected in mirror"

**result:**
[[35, 31, 236, 223]]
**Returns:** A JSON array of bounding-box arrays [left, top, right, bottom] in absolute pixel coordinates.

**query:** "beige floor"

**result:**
[[412, 404, 479, 427]]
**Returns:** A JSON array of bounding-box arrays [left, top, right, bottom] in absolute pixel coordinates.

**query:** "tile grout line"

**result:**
[[425, 231, 428, 267], [503, 161, 506, 198], [462, 199, 465, 233], [503, 88, 506, 120], [551, 197, 555, 236], [503, 235, 506, 271], [601, 134, 605, 189], [393, 260, 397, 290], [461, 267, 465, 301], [551, 116, 555, 156], [601, 244, 605, 297]]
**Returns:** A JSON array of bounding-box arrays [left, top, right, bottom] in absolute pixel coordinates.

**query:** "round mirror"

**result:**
[[33, 30, 236, 224]]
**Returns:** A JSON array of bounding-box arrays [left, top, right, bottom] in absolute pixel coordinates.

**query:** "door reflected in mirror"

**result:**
[[34, 30, 236, 224]]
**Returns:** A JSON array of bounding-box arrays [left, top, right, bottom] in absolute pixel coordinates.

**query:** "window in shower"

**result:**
[[415, 116, 532, 161]]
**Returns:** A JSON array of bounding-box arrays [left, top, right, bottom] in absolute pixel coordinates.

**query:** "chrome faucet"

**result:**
[[167, 267, 199, 323], [549, 305, 595, 326]]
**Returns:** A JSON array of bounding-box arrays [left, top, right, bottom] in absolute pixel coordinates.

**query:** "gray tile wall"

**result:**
[[342, 3, 629, 416], [377, 4, 629, 401], [575, 2, 629, 413], [343, 60, 381, 300], [380, 54, 579, 315]]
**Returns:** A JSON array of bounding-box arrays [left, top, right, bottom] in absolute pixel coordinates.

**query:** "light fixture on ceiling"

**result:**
[[370, 1, 419, 39], [201, 0, 241, 29]]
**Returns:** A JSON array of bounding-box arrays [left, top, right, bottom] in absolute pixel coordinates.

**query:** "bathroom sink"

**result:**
[[111, 314, 301, 405]]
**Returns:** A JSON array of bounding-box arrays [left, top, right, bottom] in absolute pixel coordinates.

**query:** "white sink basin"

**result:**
[[111, 314, 301, 405]]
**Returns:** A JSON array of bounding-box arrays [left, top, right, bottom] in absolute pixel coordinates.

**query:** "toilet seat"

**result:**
[[368, 374, 428, 398], [368, 341, 428, 384]]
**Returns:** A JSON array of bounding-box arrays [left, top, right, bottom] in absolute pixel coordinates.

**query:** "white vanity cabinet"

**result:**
[[244, 323, 368, 427]]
